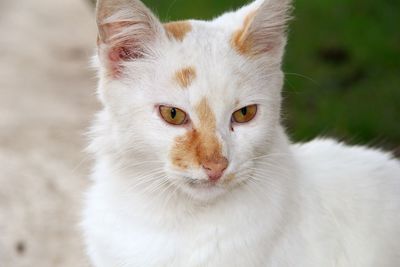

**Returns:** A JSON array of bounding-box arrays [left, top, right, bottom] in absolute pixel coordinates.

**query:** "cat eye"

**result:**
[[159, 105, 187, 125], [232, 104, 257, 123]]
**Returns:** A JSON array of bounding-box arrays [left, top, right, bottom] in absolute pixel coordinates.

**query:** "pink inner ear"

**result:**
[[106, 46, 127, 78], [100, 21, 147, 78], [108, 45, 142, 62], [106, 43, 144, 78]]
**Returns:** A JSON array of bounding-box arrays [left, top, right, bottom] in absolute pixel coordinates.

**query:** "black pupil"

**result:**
[[171, 108, 177, 119], [241, 107, 247, 116]]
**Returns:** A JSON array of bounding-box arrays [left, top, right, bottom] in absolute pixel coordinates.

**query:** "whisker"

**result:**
[[284, 72, 319, 86]]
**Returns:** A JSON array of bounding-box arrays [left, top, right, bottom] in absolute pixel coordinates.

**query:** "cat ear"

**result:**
[[231, 0, 292, 57], [96, 0, 164, 77]]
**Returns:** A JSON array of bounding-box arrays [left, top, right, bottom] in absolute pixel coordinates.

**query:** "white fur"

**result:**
[[82, 0, 400, 266]]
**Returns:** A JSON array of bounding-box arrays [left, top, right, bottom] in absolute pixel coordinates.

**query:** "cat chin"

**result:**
[[175, 179, 229, 202]]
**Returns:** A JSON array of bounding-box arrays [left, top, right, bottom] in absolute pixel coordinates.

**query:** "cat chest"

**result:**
[[109, 219, 269, 267]]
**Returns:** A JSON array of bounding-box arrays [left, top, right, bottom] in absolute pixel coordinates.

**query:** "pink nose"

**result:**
[[202, 157, 229, 181]]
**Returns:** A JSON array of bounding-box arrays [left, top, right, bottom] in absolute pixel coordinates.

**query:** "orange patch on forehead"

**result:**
[[170, 98, 224, 170], [164, 21, 192, 42], [231, 10, 257, 56], [195, 98, 216, 130], [174, 66, 196, 88]]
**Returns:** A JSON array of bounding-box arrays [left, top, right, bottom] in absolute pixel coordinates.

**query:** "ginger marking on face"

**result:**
[[231, 10, 257, 56], [224, 174, 236, 184], [174, 66, 196, 88], [164, 21, 192, 41], [171, 98, 225, 171]]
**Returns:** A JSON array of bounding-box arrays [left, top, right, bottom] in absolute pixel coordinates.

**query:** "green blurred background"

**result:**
[[94, 0, 400, 152], [142, 0, 400, 153]]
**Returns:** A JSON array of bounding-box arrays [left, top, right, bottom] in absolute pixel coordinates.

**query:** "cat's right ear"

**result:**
[[228, 0, 292, 58], [96, 0, 164, 78]]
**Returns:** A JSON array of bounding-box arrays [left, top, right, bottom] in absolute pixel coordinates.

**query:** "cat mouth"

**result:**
[[186, 178, 219, 188], [185, 171, 237, 187], [177, 175, 238, 200]]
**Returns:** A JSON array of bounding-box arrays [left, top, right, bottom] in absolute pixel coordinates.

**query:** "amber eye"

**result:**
[[232, 104, 257, 123], [159, 106, 187, 125]]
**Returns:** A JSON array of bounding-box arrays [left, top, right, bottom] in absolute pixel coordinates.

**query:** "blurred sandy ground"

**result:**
[[0, 0, 98, 266]]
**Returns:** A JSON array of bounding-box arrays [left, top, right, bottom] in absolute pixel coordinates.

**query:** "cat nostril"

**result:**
[[203, 166, 212, 171], [202, 157, 229, 181]]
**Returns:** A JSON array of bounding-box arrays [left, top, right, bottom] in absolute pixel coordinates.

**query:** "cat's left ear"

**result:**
[[96, 0, 164, 78], [230, 0, 292, 57]]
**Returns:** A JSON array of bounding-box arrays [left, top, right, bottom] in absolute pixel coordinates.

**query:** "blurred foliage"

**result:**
[[283, 0, 400, 152], [93, 0, 400, 150]]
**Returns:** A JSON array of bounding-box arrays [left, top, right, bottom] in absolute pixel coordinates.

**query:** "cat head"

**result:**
[[94, 0, 292, 201]]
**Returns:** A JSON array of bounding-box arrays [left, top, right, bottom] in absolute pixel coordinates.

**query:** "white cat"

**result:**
[[82, 0, 400, 266]]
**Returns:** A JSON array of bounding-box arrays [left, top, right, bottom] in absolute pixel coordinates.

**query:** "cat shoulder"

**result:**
[[291, 138, 400, 184]]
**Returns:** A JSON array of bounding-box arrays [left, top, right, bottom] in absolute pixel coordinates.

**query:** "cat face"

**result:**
[[95, 0, 291, 201]]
